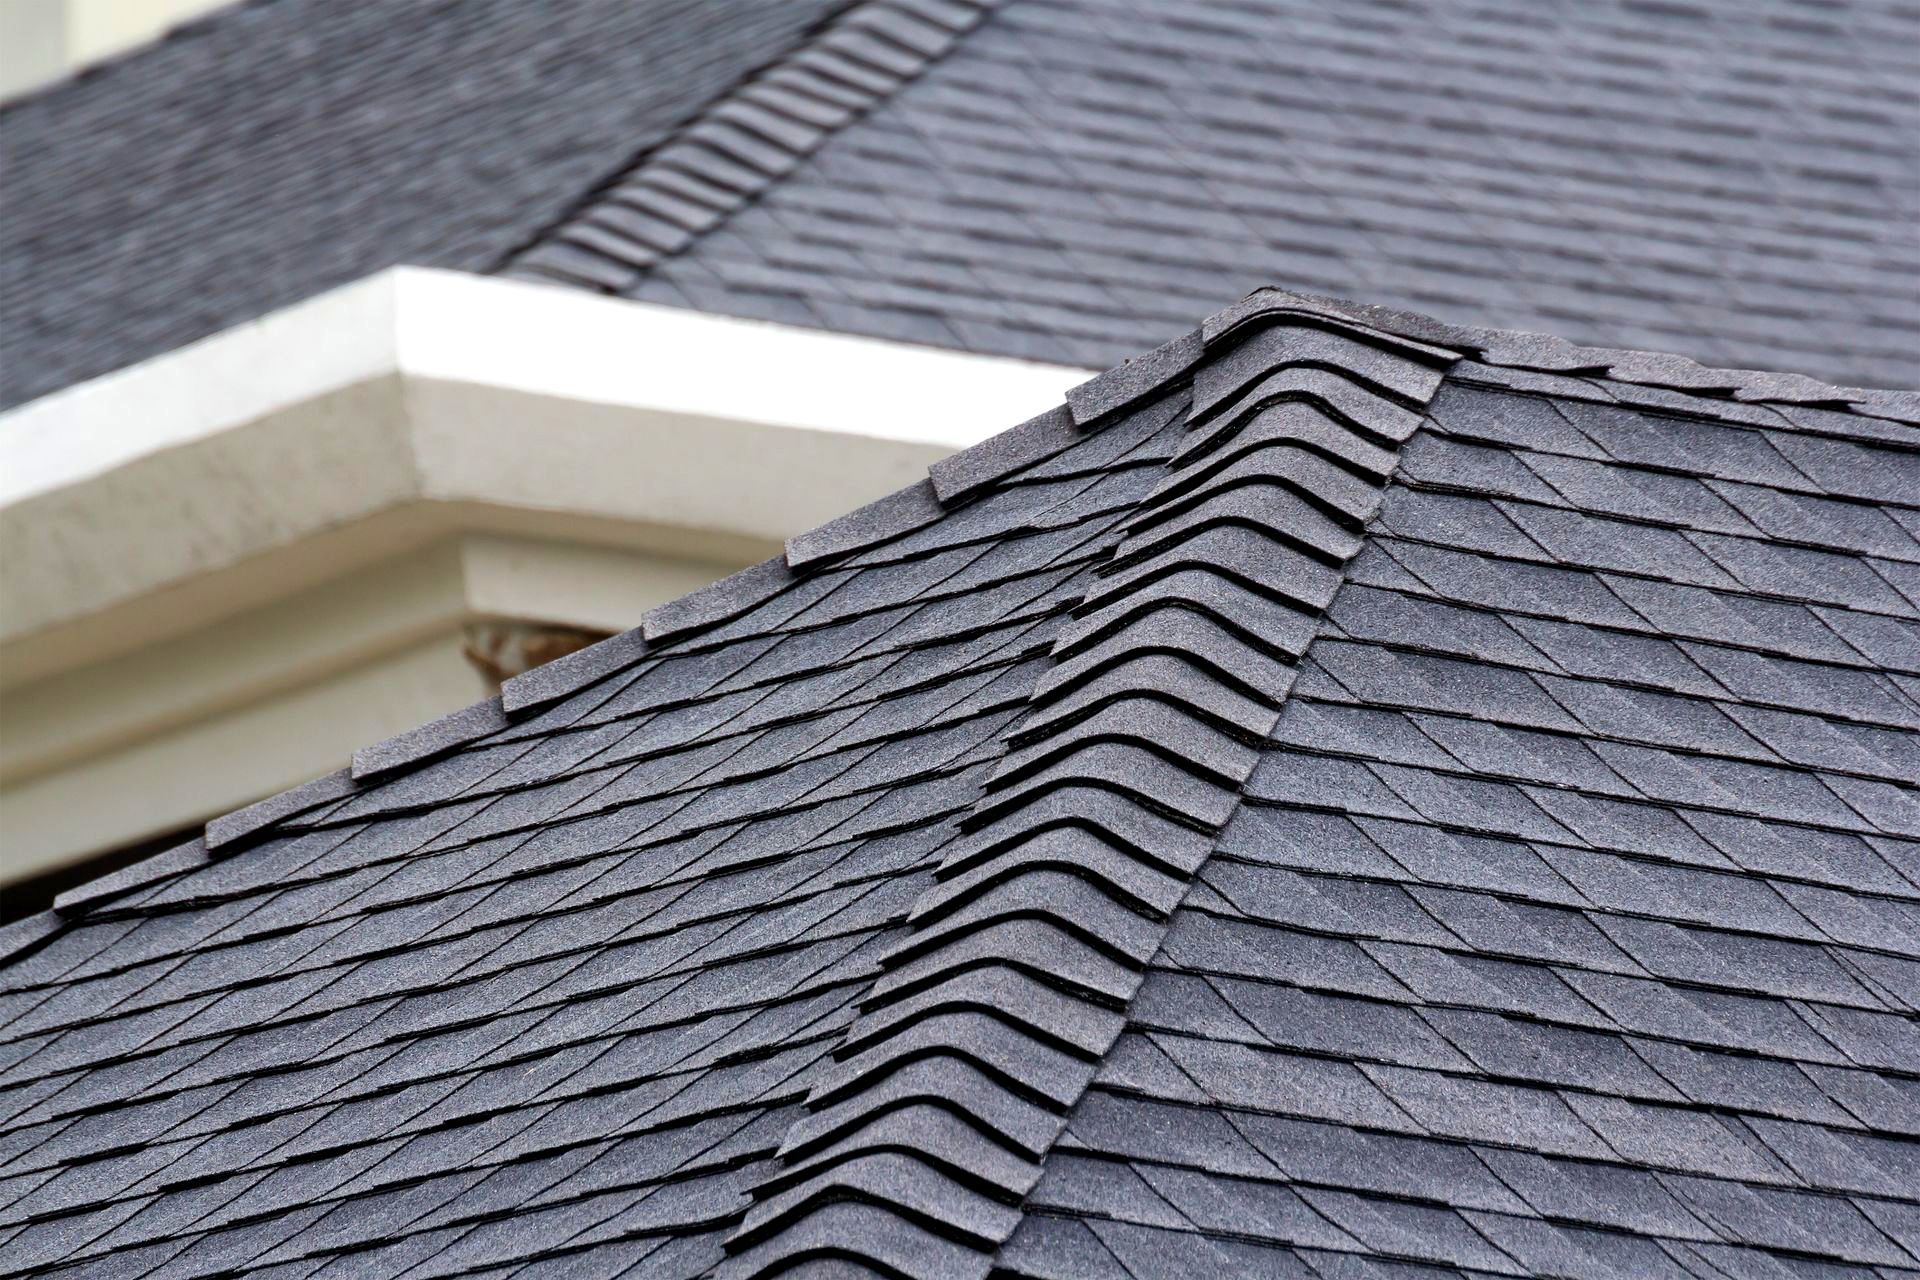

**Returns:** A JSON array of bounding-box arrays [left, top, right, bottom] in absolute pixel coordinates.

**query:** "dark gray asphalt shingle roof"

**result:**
[[7, 0, 1916, 411], [0, 0, 848, 408], [2, 291, 1916, 1277], [516, 0, 1920, 390]]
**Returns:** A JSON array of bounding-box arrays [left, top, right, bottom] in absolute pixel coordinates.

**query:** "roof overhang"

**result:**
[[0, 267, 1089, 882]]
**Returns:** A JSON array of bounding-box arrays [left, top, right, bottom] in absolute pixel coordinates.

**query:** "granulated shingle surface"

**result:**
[[0, 0, 847, 408], [535, 0, 1920, 389], [2, 291, 1915, 1277], [8, 0, 1916, 410]]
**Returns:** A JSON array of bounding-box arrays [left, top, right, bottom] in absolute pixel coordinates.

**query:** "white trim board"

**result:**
[[2, 267, 1087, 507]]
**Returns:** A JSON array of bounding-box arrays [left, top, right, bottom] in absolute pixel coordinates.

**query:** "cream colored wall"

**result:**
[[0, 535, 749, 883], [1, 0, 236, 99]]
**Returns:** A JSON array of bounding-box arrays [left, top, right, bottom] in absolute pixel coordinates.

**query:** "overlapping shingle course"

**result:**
[[8, 0, 1916, 409], [519, 0, 1920, 390], [0, 0, 854, 409], [1002, 366, 1920, 1280], [0, 467, 1130, 1275], [716, 314, 1452, 1278], [3, 289, 1916, 1278]]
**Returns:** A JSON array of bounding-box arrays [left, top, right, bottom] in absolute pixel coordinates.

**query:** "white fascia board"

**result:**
[[0, 272, 1094, 879], [0, 270, 404, 506], [0, 267, 1087, 508], [394, 269, 1076, 451], [0, 268, 1093, 675]]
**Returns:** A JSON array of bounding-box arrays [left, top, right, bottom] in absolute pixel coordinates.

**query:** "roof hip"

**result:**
[[715, 304, 1456, 1278], [10, 283, 1911, 963], [6, 282, 1919, 1274]]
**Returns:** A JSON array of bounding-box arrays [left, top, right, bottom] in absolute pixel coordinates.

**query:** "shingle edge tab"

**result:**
[[785, 478, 946, 568], [1064, 329, 1204, 426], [500, 629, 651, 715], [351, 697, 511, 781], [1217, 287, 1920, 426], [928, 404, 1079, 503], [51, 837, 210, 917], [642, 555, 797, 645], [0, 911, 64, 967], [203, 767, 358, 853]]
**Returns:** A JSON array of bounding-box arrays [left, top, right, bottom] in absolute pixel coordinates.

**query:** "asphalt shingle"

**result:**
[[5, 293, 1916, 1279], [533, 0, 1920, 391], [0, 0, 855, 409]]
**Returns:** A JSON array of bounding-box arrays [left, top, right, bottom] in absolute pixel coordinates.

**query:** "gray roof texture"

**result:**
[[515, 0, 1920, 389], [0, 0, 848, 408], [3, 289, 1917, 1278], [5, 0, 1917, 411]]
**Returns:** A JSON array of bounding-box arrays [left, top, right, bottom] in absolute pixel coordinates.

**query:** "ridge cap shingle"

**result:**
[[9, 285, 1916, 1275], [714, 306, 1457, 1278], [1219, 287, 1920, 428]]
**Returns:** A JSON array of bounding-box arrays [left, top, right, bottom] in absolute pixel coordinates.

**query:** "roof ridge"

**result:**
[[500, 0, 1000, 293], [712, 313, 1456, 1278], [1213, 288, 1920, 427]]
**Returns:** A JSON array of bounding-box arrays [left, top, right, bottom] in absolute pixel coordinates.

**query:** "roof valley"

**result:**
[[715, 312, 1458, 1277]]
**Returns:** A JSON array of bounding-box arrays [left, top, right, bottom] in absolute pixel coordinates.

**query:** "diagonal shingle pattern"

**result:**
[[518, 0, 1920, 390], [509, 0, 1002, 295], [9, 1, 1917, 407], [2, 287, 1916, 1278], [0, 0, 858, 410], [999, 362, 1920, 1280], [0, 412, 1205, 1274]]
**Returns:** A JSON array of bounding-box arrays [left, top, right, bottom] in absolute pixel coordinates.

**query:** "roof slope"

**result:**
[[1002, 353, 1920, 1280], [0, 0, 849, 409], [1, 292, 1917, 1279], [514, 0, 1920, 390], [8, 0, 1915, 410]]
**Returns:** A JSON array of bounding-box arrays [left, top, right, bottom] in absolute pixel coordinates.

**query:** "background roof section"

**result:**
[[0, 0, 848, 408], [528, 0, 1920, 390], [6, 0, 1917, 412]]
